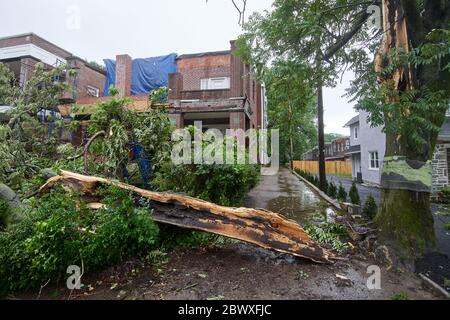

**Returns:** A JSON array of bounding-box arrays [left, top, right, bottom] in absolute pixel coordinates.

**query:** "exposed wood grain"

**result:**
[[40, 171, 335, 264]]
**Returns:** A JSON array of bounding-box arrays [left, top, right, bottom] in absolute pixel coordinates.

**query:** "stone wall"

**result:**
[[432, 143, 450, 193]]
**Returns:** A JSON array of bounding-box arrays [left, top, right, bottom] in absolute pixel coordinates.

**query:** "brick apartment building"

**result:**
[[0, 33, 106, 102], [168, 41, 266, 132], [74, 40, 267, 136]]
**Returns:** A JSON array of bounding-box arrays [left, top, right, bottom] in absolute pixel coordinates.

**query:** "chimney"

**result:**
[[230, 40, 244, 98], [115, 54, 132, 96], [169, 72, 183, 100]]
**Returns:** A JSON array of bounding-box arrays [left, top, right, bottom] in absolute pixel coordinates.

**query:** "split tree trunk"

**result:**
[[374, 0, 446, 255], [39, 170, 335, 264]]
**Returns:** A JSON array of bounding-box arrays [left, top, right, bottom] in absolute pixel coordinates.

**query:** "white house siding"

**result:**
[[359, 110, 386, 185]]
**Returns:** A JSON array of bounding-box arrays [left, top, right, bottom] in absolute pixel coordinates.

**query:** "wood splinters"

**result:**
[[40, 170, 336, 264]]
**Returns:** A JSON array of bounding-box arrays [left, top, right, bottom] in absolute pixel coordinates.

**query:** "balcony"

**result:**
[[179, 89, 231, 101]]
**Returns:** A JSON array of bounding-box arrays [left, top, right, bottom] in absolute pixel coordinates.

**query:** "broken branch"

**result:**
[[40, 171, 336, 264]]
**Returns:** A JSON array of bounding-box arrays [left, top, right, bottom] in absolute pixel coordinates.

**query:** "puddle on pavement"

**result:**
[[267, 191, 324, 226]]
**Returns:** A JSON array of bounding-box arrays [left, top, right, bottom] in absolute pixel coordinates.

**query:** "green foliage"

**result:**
[[0, 62, 19, 105], [391, 292, 409, 300], [337, 183, 347, 203], [363, 194, 378, 220], [0, 199, 11, 231], [324, 133, 343, 144], [149, 86, 171, 105], [154, 160, 259, 207], [444, 222, 450, 231], [0, 186, 160, 295], [264, 60, 317, 163], [349, 182, 360, 205], [0, 62, 71, 191], [85, 87, 173, 180], [304, 223, 348, 252], [327, 182, 337, 199], [438, 187, 450, 204]]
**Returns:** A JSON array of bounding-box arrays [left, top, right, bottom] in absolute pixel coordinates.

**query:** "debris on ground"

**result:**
[[39, 170, 335, 264]]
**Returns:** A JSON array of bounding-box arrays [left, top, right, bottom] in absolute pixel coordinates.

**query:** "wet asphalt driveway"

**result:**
[[245, 168, 323, 225]]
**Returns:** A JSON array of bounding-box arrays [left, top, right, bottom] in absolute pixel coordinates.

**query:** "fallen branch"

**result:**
[[40, 171, 336, 264], [67, 131, 106, 173]]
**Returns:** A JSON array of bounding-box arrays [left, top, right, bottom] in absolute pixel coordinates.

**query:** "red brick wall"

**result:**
[[115, 54, 132, 96], [177, 54, 231, 91], [0, 34, 71, 59], [68, 58, 106, 99]]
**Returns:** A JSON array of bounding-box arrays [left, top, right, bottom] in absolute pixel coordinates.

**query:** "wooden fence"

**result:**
[[292, 160, 352, 175]]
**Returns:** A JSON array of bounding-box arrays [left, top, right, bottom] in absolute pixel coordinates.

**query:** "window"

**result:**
[[200, 77, 230, 90], [87, 85, 100, 97], [369, 151, 380, 170], [354, 127, 359, 139]]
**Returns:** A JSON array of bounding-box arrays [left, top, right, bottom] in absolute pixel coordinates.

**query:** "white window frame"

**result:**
[[200, 77, 230, 90], [369, 151, 380, 170], [354, 127, 359, 140], [87, 85, 100, 97]]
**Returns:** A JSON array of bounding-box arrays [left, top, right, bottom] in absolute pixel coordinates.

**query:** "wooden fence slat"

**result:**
[[292, 160, 352, 175]]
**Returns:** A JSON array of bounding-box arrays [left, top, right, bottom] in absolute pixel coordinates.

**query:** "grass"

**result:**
[[391, 292, 409, 300]]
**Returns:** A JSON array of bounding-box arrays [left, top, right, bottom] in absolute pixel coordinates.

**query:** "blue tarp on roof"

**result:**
[[103, 53, 178, 96]]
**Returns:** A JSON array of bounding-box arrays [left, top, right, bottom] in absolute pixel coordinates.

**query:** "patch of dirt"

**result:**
[[10, 242, 441, 300]]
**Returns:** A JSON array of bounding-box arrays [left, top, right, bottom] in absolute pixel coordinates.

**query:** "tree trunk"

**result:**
[[317, 84, 327, 191], [39, 170, 335, 264], [374, 0, 442, 256]]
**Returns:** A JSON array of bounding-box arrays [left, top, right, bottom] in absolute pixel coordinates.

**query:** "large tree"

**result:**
[[238, 0, 450, 256], [263, 60, 317, 164], [237, 0, 376, 191]]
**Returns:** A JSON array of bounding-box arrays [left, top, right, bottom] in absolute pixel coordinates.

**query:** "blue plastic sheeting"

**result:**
[[103, 59, 116, 96], [103, 54, 178, 96], [123, 143, 152, 190]]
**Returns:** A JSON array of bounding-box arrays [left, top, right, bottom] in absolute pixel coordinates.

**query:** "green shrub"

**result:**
[[337, 183, 347, 202], [0, 199, 11, 231], [391, 292, 409, 300], [304, 223, 348, 252], [438, 187, 450, 204], [363, 194, 378, 220], [327, 182, 337, 198], [0, 186, 160, 295], [154, 162, 259, 206], [349, 182, 360, 205]]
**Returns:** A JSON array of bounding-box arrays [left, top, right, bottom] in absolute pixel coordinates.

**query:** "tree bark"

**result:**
[[39, 170, 336, 264], [374, 0, 449, 256]]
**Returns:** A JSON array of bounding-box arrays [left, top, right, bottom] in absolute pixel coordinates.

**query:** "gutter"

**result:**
[[291, 170, 342, 211]]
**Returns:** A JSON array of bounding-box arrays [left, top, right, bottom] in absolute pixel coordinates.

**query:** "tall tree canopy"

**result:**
[[264, 60, 317, 164], [237, 0, 450, 256]]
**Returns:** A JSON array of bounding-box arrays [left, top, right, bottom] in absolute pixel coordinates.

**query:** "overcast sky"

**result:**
[[0, 0, 356, 135]]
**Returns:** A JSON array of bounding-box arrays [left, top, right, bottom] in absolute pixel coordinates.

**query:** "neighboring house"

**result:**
[[345, 110, 450, 192], [431, 111, 450, 193], [0, 33, 106, 103], [73, 40, 267, 136], [168, 41, 266, 132], [328, 137, 350, 161], [302, 138, 350, 161], [344, 111, 386, 185]]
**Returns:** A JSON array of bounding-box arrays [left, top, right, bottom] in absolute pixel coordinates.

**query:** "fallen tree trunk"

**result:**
[[39, 171, 335, 263]]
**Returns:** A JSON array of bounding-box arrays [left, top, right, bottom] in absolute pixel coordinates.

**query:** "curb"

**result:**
[[418, 273, 450, 300], [291, 170, 342, 211]]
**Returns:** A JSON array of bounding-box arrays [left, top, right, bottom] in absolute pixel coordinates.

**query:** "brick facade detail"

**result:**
[[115, 54, 132, 97]]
